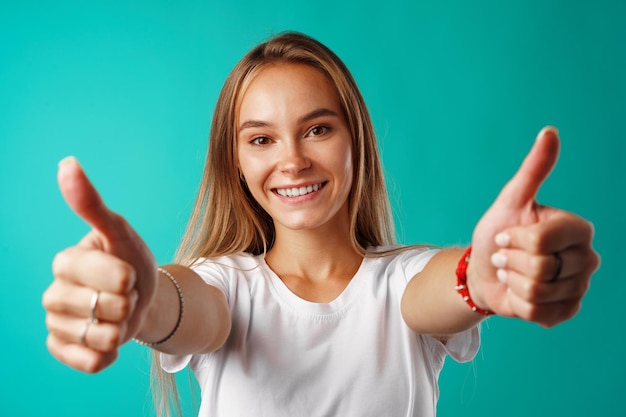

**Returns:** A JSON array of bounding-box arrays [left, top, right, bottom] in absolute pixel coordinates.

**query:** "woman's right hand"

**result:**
[[43, 157, 158, 373]]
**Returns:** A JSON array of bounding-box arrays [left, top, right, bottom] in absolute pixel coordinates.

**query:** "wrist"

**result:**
[[455, 247, 494, 316], [135, 267, 184, 347]]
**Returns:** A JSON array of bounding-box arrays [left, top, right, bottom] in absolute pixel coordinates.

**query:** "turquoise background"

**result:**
[[1, 0, 624, 416]]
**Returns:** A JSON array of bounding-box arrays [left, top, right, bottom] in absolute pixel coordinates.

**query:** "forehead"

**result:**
[[238, 63, 342, 121]]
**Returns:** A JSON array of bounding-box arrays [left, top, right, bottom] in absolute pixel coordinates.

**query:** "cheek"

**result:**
[[337, 144, 354, 188], [240, 171, 268, 210], [237, 149, 259, 181], [238, 154, 269, 199]]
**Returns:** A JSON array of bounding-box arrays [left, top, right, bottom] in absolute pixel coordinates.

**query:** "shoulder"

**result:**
[[191, 252, 261, 273], [188, 252, 263, 296], [366, 244, 438, 262], [366, 245, 440, 280]]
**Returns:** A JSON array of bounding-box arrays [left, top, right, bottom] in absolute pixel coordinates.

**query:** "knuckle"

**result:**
[[111, 296, 132, 321], [112, 263, 135, 293], [513, 300, 531, 320], [590, 252, 601, 273], [110, 212, 133, 236], [42, 284, 70, 313], [527, 256, 544, 279], [575, 278, 591, 297], [524, 303, 543, 323], [583, 219, 595, 240], [45, 314, 55, 332], [41, 288, 54, 310], [51, 250, 70, 276], [522, 280, 541, 300], [109, 211, 126, 227], [46, 334, 56, 351], [568, 302, 582, 319], [101, 326, 122, 351], [83, 356, 106, 374], [577, 253, 599, 280], [526, 229, 543, 252]]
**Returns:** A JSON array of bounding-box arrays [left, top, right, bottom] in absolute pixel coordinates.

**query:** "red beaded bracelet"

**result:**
[[455, 247, 494, 316]]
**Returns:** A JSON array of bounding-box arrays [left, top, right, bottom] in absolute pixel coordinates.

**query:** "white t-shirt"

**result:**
[[161, 247, 480, 417]]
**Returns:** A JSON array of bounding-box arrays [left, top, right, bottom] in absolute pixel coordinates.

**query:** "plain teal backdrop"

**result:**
[[1, 0, 624, 416]]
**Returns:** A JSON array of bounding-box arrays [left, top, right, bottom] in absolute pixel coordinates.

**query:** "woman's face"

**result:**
[[236, 63, 353, 235]]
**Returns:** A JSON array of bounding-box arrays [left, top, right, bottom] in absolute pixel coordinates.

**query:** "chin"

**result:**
[[277, 215, 347, 234], [273, 215, 326, 231]]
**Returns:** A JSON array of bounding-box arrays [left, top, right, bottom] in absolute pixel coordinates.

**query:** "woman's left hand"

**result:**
[[468, 127, 600, 327]]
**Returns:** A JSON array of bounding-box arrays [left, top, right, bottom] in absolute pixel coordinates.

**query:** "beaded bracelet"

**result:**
[[455, 247, 494, 316], [134, 268, 185, 347]]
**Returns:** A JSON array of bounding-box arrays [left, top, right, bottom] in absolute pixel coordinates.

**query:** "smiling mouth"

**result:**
[[274, 182, 327, 197]]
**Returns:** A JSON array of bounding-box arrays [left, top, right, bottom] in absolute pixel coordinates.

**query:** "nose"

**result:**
[[278, 141, 311, 175]]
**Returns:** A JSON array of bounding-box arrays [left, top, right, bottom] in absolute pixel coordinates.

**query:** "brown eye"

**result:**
[[250, 136, 271, 145], [309, 125, 330, 136]]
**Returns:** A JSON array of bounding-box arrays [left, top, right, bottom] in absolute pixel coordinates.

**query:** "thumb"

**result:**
[[57, 157, 124, 241], [496, 126, 560, 209]]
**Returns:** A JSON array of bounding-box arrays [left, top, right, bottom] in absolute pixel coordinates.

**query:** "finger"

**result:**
[[491, 247, 591, 283], [495, 126, 560, 210], [505, 288, 582, 328], [57, 157, 125, 241], [46, 312, 127, 353], [503, 270, 591, 304], [46, 333, 119, 373], [52, 246, 136, 293], [43, 280, 138, 323], [495, 211, 595, 254]]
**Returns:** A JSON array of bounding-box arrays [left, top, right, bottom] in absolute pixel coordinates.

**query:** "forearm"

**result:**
[[401, 248, 488, 335], [135, 264, 231, 354]]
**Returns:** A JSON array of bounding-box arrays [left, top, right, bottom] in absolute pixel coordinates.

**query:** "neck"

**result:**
[[266, 222, 362, 284]]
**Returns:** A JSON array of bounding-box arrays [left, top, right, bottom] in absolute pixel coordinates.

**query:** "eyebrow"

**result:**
[[238, 108, 340, 133]]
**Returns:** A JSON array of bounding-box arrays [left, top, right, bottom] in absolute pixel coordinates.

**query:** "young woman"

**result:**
[[43, 32, 599, 416]]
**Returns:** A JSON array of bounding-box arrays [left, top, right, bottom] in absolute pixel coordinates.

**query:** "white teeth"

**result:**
[[276, 183, 322, 197]]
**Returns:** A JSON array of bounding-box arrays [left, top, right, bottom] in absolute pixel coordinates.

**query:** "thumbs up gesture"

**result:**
[[467, 127, 600, 326], [43, 157, 158, 372]]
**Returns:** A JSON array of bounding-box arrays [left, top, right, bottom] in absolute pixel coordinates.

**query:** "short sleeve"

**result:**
[[160, 351, 192, 373], [441, 325, 480, 362], [423, 325, 481, 364], [188, 258, 231, 299], [396, 247, 440, 283]]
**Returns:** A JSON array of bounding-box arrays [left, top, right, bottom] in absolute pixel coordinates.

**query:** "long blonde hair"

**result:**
[[154, 31, 398, 416]]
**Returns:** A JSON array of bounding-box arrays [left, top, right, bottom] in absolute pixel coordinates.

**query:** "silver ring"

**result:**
[[90, 291, 100, 324], [550, 252, 563, 283], [79, 319, 92, 347]]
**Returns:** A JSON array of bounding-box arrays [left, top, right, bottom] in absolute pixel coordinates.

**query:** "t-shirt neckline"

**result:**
[[257, 254, 374, 318]]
